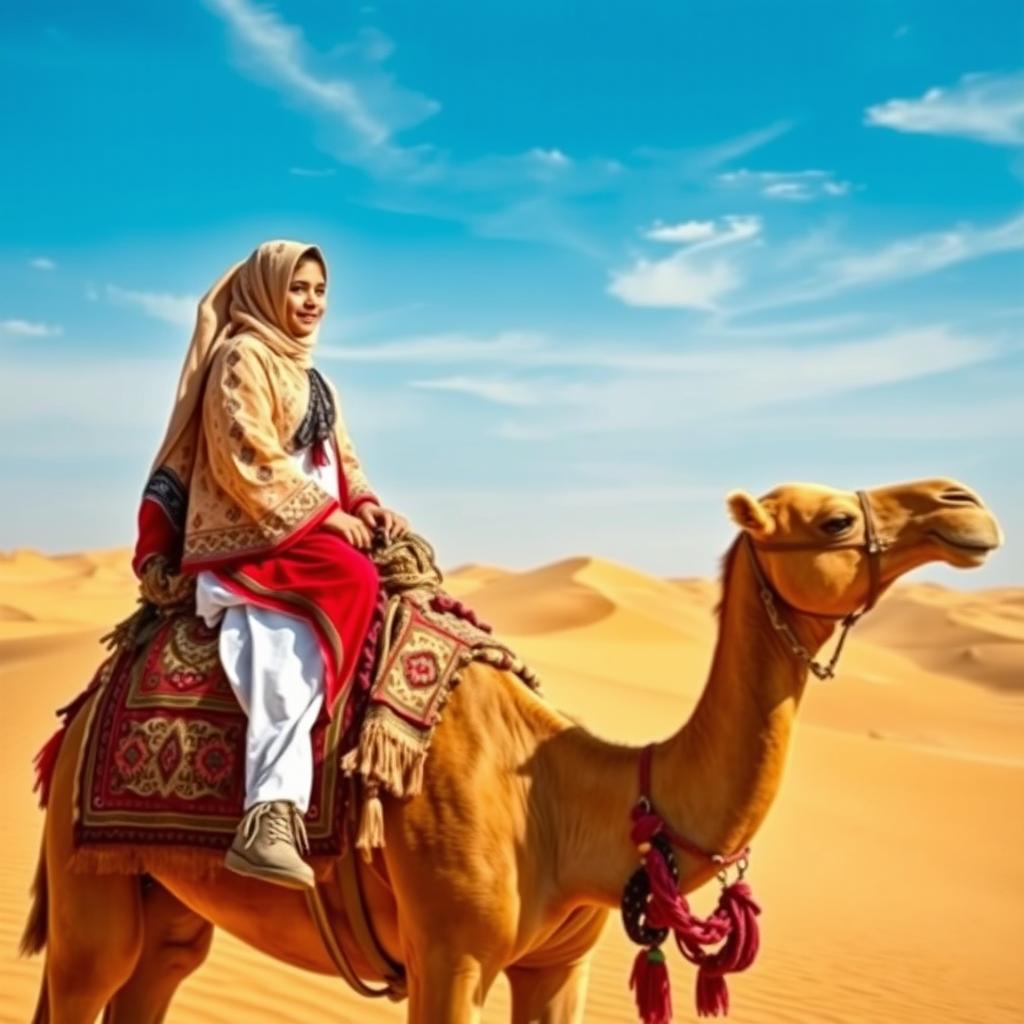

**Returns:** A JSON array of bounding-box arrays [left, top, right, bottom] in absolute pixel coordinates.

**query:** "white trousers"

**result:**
[[195, 574, 326, 814]]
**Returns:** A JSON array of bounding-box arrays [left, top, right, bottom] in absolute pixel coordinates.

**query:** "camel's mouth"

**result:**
[[928, 530, 998, 566]]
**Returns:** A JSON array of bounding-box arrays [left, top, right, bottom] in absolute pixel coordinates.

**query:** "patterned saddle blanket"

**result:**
[[71, 549, 539, 862]]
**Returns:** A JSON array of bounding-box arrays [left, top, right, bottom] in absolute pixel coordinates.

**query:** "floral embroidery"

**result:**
[[403, 650, 441, 689]]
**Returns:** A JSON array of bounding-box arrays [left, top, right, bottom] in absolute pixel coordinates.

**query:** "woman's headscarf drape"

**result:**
[[149, 239, 326, 476]]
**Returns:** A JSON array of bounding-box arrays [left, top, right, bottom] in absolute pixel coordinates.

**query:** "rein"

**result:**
[[621, 490, 890, 1021], [746, 488, 889, 680]]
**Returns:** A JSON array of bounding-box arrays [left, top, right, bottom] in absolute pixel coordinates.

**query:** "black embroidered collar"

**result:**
[[292, 367, 337, 452]]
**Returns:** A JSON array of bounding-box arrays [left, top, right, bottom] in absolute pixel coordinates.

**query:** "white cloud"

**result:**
[[718, 168, 852, 201], [468, 326, 1001, 439], [824, 211, 1024, 291], [1, 319, 63, 338], [203, 0, 439, 159], [105, 285, 197, 328], [29, 257, 57, 271], [528, 147, 571, 167], [320, 319, 997, 390], [410, 375, 540, 406], [320, 331, 546, 364], [644, 220, 717, 243], [740, 209, 1024, 312], [609, 215, 761, 310], [608, 254, 739, 310], [866, 71, 1024, 145]]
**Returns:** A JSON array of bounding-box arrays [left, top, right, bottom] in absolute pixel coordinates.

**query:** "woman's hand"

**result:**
[[324, 509, 373, 550], [357, 503, 410, 542]]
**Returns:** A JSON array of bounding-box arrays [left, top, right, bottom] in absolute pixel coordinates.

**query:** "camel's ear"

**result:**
[[726, 490, 776, 538]]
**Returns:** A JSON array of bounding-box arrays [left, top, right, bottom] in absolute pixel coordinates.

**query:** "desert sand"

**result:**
[[1, 547, 1022, 1023]]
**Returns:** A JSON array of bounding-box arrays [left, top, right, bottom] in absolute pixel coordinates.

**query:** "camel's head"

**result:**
[[726, 477, 1003, 618]]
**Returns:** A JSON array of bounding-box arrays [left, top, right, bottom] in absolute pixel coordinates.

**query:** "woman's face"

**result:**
[[284, 258, 327, 338]]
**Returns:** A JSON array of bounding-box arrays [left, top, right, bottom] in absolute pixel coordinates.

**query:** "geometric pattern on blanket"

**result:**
[[65, 534, 542, 866], [74, 610, 356, 856]]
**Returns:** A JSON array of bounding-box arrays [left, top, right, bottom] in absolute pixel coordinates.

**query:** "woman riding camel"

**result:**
[[132, 239, 409, 890]]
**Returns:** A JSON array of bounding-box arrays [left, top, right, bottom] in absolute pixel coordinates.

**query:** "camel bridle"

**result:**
[[744, 488, 890, 681]]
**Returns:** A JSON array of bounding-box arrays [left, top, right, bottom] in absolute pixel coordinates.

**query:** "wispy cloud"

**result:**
[[818, 210, 1024, 293], [644, 220, 717, 243], [105, 285, 197, 328], [738, 210, 1024, 311], [718, 168, 852, 200], [403, 325, 1000, 441], [609, 215, 761, 310], [203, 0, 440, 168], [28, 257, 57, 271], [636, 121, 792, 174], [1, 318, 63, 337], [205, 1, 789, 253], [320, 331, 546, 364], [410, 375, 540, 406], [289, 166, 337, 177], [866, 70, 1024, 146]]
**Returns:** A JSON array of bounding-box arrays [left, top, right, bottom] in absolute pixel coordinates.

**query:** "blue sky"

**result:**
[[1, 1, 1022, 585]]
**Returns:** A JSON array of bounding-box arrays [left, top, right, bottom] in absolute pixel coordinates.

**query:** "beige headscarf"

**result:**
[[148, 239, 326, 476]]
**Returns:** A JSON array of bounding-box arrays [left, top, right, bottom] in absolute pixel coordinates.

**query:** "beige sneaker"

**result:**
[[224, 800, 315, 890]]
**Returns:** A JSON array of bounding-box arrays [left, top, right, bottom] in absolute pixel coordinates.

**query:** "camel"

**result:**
[[21, 476, 1002, 1023]]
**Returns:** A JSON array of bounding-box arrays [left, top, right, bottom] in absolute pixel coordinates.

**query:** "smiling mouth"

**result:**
[[928, 531, 997, 555]]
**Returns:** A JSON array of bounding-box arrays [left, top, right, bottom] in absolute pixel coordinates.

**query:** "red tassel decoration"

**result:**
[[630, 946, 673, 1024], [312, 438, 329, 467], [695, 972, 729, 1018], [32, 726, 67, 809]]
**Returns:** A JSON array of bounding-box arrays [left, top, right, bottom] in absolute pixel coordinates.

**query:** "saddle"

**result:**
[[43, 534, 540, 873]]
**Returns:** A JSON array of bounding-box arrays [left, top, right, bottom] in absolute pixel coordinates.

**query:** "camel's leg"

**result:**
[[506, 960, 590, 1024], [40, 701, 144, 1022], [104, 879, 214, 1024], [406, 952, 488, 1024]]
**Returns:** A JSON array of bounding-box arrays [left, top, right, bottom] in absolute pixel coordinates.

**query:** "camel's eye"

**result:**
[[822, 514, 855, 536]]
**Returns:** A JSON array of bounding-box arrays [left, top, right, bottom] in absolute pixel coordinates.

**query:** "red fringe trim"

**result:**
[[32, 727, 67, 809], [31, 673, 105, 809]]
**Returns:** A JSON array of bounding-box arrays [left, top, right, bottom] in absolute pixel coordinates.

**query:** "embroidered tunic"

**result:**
[[134, 336, 379, 576], [133, 350, 382, 718]]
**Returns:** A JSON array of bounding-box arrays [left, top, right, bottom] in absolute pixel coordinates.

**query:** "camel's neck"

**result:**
[[556, 539, 835, 904], [656, 539, 834, 870]]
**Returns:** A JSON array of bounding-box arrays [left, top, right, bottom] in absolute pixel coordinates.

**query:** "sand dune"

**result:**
[[1, 547, 1022, 1022]]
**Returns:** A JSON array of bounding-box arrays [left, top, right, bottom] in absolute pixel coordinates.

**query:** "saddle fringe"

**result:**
[[67, 845, 226, 879], [340, 716, 426, 798], [66, 844, 340, 880]]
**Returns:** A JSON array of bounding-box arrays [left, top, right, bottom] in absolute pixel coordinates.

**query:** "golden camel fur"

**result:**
[[20, 477, 1002, 1023]]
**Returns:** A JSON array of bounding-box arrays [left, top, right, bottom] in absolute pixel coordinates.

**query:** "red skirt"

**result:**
[[207, 526, 381, 719]]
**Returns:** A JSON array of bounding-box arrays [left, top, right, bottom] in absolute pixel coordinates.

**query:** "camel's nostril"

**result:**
[[939, 488, 981, 507]]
